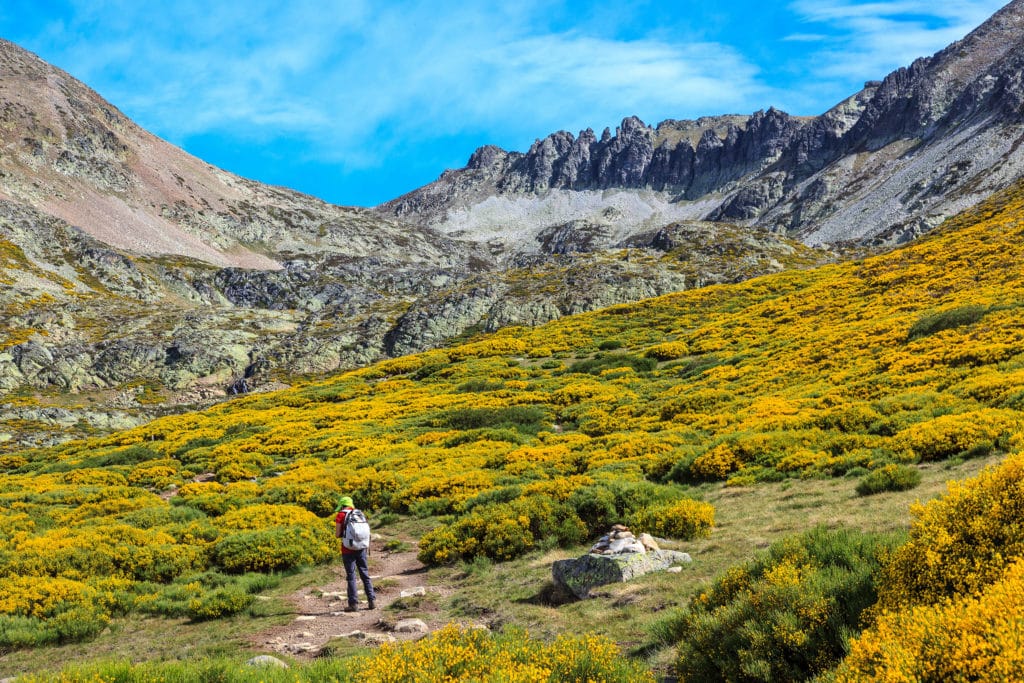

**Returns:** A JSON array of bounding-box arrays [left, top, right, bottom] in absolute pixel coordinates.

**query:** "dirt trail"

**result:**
[[253, 538, 451, 658]]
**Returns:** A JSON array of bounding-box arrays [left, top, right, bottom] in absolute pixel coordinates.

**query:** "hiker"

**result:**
[[334, 495, 376, 611]]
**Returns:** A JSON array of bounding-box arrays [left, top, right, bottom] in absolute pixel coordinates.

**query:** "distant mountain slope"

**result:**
[[380, 0, 1024, 250], [0, 38, 464, 270], [0, 38, 826, 450]]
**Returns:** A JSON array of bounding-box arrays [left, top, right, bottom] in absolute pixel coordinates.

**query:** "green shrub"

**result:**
[[0, 604, 109, 649], [118, 505, 206, 529], [568, 481, 689, 535], [260, 485, 338, 517], [213, 526, 334, 573], [569, 485, 619, 534], [418, 496, 586, 565], [134, 570, 279, 619], [436, 406, 549, 434], [460, 485, 523, 512], [76, 445, 162, 469], [172, 436, 219, 458], [597, 339, 623, 350], [186, 586, 254, 620], [659, 527, 901, 683], [856, 464, 922, 496], [907, 304, 990, 341], [442, 428, 524, 447], [456, 379, 505, 392], [565, 353, 656, 376]]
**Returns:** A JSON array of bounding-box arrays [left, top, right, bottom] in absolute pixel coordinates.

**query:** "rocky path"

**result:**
[[253, 538, 450, 658]]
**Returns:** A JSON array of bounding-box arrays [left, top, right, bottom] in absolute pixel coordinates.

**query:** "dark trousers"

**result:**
[[342, 550, 375, 605]]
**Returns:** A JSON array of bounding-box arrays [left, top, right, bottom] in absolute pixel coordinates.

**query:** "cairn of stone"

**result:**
[[552, 525, 690, 599], [588, 524, 660, 555]]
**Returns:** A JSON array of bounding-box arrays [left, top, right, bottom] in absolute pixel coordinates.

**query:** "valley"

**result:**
[[3, 2, 1024, 680]]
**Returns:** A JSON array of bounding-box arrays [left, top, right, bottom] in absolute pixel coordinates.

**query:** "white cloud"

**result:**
[[783, 33, 830, 42], [20, 0, 772, 172], [788, 0, 1008, 79]]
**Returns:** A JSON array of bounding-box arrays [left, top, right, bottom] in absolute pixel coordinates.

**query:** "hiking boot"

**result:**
[[344, 604, 359, 613], [367, 599, 376, 610]]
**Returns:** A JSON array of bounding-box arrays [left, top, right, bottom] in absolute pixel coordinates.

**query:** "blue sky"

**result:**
[[0, 1, 1008, 206]]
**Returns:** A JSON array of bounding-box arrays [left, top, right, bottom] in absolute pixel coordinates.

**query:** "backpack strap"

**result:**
[[341, 508, 360, 533]]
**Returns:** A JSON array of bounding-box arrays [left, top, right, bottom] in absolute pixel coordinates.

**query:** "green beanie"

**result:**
[[334, 495, 354, 513]]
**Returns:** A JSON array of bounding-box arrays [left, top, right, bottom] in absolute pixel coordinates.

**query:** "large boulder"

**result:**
[[552, 549, 692, 599]]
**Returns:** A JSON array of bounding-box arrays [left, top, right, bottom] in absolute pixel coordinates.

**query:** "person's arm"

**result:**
[[335, 511, 344, 538]]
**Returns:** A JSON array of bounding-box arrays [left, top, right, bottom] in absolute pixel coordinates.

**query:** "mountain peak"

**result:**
[[380, 2, 1024, 249]]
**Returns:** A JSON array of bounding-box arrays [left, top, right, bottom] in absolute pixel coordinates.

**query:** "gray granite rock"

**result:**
[[552, 549, 693, 599], [393, 618, 430, 634]]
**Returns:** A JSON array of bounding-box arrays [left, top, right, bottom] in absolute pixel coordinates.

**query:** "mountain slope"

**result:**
[[0, 38, 468, 269], [0, 37, 820, 450], [380, 0, 1024, 250], [3, 173, 1024, 677]]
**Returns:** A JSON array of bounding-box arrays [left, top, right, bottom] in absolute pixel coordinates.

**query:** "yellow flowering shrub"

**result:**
[[214, 450, 272, 481], [448, 337, 529, 360], [60, 469, 128, 487], [893, 409, 1017, 461], [0, 454, 28, 469], [876, 452, 1024, 610], [628, 498, 714, 540], [0, 576, 94, 619], [8, 524, 204, 582], [0, 576, 114, 647], [521, 475, 594, 501], [346, 624, 654, 683], [127, 460, 181, 490], [777, 448, 830, 472], [418, 496, 586, 565], [690, 444, 740, 480], [527, 345, 553, 358], [216, 504, 322, 531], [834, 558, 1024, 682], [645, 341, 689, 360]]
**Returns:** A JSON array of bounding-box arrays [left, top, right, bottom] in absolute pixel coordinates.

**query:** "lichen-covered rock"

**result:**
[[552, 549, 692, 599]]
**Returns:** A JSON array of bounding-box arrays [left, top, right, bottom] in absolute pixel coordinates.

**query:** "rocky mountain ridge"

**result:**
[[381, 0, 1024, 249]]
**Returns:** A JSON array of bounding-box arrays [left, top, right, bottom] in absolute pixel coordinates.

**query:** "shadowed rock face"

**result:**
[[380, 0, 1024, 248]]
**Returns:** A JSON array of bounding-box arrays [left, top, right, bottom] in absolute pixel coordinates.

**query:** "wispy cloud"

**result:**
[[20, 0, 768, 172], [6, 0, 1005, 204], [783, 33, 830, 42], [788, 0, 1007, 79]]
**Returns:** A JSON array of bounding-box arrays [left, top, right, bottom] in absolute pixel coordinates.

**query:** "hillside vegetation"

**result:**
[[4, 181, 1024, 679]]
